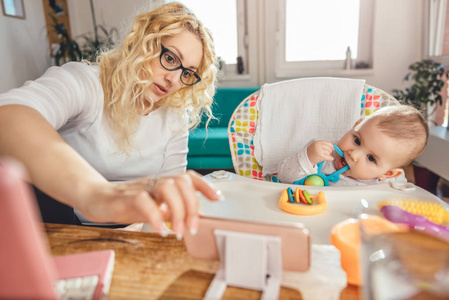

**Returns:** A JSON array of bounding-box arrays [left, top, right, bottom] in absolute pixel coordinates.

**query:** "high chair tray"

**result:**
[[200, 171, 447, 245]]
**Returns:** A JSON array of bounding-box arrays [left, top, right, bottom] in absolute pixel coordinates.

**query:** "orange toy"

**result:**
[[279, 188, 327, 215]]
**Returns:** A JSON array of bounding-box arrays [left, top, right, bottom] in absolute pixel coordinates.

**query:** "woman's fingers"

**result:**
[[187, 170, 224, 201], [83, 182, 170, 236], [131, 190, 166, 234], [172, 173, 200, 235], [150, 171, 224, 239], [104, 172, 223, 239], [151, 177, 186, 239]]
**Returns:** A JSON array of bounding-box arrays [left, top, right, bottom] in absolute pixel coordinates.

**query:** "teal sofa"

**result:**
[[187, 87, 260, 170]]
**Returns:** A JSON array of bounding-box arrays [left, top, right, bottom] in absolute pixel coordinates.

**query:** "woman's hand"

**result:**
[[307, 140, 335, 167], [79, 170, 223, 239]]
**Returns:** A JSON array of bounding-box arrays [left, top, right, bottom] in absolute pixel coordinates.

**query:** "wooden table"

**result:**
[[45, 223, 360, 300]]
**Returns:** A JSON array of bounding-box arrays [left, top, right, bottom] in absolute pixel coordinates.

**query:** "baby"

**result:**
[[276, 105, 429, 186]]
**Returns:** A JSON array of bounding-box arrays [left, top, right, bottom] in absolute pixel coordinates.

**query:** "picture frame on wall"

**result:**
[[1, 0, 25, 19]]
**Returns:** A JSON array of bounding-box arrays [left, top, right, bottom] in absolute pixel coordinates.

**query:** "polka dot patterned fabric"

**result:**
[[361, 85, 400, 116], [228, 84, 400, 180]]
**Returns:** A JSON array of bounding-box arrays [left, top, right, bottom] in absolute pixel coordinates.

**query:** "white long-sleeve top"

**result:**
[[276, 140, 406, 186], [0, 62, 189, 181]]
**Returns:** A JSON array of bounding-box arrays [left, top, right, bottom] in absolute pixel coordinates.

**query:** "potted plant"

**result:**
[[392, 59, 449, 123], [51, 14, 82, 66], [49, 0, 116, 65], [78, 0, 117, 62], [79, 24, 117, 62]]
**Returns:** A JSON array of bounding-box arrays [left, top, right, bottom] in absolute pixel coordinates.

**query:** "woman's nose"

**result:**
[[164, 69, 182, 85]]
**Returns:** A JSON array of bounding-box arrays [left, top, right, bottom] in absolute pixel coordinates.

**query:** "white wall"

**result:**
[[364, 0, 424, 93], [66, 0, 160, 43], [0, 0, 51, 93], [0, 0, 154, 94]]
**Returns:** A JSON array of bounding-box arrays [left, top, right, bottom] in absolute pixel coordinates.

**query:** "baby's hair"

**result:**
[[97, 2, 217, 155], [367, 105, 429, 167]]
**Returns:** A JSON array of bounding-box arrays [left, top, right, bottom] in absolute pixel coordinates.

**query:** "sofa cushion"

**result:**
[[188, 127, 230, 156], [187, 156, 233, 170], [187, 87, 260, 170], [199, 87, 260, 128]]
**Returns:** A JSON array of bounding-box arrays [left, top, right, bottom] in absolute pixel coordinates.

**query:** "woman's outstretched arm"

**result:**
[[0, 104, 222, 237]]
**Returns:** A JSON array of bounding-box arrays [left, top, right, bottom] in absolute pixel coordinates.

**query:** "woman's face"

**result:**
[[147, 29, 203, 103]]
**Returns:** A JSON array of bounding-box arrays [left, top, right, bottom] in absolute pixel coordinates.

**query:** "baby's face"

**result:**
[[334, 118, 406, 180]]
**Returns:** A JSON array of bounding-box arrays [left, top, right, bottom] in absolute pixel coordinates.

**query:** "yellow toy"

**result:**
[[377, 199, 449, 225], [279, 187, 327, 215]]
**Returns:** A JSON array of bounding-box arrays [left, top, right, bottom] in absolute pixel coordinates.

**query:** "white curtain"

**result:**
[[428, 0, 447, 56]]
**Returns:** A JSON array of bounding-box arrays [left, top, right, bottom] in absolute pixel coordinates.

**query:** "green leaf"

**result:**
[[394, 59, 448, 117]]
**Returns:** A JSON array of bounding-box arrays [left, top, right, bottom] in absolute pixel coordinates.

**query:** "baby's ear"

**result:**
[[379, 168, 403, 181]]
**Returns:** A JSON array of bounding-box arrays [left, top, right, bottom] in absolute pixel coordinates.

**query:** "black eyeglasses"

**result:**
[[159, 45, 201, 86]]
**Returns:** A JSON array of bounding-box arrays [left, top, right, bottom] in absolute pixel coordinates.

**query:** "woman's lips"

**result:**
[[154, 83, 168, 96]]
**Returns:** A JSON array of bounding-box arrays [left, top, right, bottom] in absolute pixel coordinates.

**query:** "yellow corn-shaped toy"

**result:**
[[377, 199, 449, 225]]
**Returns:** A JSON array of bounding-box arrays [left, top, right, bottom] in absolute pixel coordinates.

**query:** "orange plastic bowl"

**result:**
[[330, 216, 404, 286]]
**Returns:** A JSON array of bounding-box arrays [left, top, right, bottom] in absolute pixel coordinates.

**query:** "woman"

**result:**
[[0, 2, 221, 238]]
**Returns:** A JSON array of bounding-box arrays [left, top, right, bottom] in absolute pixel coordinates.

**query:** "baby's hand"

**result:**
[[307, 140, 334, 166]]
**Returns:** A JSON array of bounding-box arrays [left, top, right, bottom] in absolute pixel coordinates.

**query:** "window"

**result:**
[[171, 0, 375, 87], [285, 0, 360, 62], [272, 0, 374, 79], [184, 0, 238, 65]]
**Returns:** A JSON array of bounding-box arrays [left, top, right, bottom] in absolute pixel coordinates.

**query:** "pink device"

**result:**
[[0, 158, 115, 300], [184, 216, 310, 299]]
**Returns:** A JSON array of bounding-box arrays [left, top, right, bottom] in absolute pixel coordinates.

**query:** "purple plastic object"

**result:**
[[380, 205, 449, 240]]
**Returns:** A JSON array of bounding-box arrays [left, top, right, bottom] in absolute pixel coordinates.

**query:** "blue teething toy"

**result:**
[[293, 144, 349, 186]]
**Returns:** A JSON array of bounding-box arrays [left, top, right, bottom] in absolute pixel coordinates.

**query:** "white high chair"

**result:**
[[198, 80, 448, 300], [228, 83, 400, 179]]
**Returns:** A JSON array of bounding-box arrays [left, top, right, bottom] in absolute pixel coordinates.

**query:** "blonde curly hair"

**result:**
[[97, 2, 217, 154]]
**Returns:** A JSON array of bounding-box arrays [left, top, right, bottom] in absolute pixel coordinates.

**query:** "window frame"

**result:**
[[217, 0, 245, 76], [218, 0, 259, 87]]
